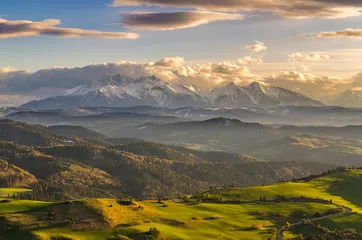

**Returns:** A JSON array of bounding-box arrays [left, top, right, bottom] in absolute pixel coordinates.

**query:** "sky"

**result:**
[[1, 0, 362, 105]]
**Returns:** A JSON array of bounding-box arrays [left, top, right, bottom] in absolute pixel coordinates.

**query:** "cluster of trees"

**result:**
[[294, 167, 355, 182], [0, 159, 37, 187], [291, 220, 362, 240]]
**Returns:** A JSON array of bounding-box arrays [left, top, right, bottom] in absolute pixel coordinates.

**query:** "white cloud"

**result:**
[[2, 57, 260, 93], [289, 52, 330, 62], [237, 56, 264, 65], [153, 57, 185, 67], [245, 41, 267, 52]]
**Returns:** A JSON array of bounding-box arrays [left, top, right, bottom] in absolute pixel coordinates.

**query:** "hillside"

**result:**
[[0, 120, 62, 147], [2, 170, 362, 240], [48, 125, 107, 139], [0, 159, 37, 188], [211, 169, 362, 213], [248, 134, 362, 166], [0, 120, 339, 201], [0, 196, 339, 240]]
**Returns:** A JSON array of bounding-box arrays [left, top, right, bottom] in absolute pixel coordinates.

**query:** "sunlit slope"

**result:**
[[0, 188, 32, 198], [215, 170, 362, 213], [0, 197, 336, 240]]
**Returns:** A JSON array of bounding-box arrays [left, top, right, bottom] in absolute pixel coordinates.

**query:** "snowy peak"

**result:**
[[22, 75, 323, 109], [60, 75, 208, 108]]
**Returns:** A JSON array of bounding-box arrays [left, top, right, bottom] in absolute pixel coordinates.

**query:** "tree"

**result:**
[[283, 222, 291, 230]]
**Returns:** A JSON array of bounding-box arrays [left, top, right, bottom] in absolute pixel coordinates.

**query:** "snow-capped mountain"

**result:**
[[21, 75, 323, 109], [210, 81, 323, 107], [22, 74, 208, 109], [332, 90, 362, 108]]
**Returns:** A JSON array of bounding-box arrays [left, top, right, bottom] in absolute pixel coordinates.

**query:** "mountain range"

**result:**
[[21, 74, 324, 109]]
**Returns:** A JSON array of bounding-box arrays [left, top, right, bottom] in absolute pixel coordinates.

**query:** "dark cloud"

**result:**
[[121, 11, 243, 30], [0, 18, 139, 39]]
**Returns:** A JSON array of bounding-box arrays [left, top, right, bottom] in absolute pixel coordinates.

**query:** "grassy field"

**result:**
[[0, 199, 55, 214], [0, 197, 337, 240], [1, 170, 362, 240], [213, 170, 362, 213], [0, 188, 32, 198]]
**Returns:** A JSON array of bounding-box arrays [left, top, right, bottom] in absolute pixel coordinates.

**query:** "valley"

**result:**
[[0, 112, 362, 239]]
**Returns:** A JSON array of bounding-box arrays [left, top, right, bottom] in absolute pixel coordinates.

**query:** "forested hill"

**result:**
[[0, 120, 336, 200]]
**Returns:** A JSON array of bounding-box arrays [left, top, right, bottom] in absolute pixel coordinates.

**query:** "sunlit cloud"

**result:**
[[111, 0, 362, 19], [315, 28, 362, 39], [266, 71, 348, 99], [245, 41, 267, 52], [237, 56, 264, 65], [0, 18, 139, 39], [3, 56, 362, 101], [121, 11, 243, 31], [289, 52, 330, 62]]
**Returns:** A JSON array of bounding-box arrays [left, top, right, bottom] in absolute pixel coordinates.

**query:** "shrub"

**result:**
[[148, 228, 161, 238]]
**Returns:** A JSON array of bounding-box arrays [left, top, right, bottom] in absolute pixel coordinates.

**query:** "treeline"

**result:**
[[292, 167, 360, 183], [14, 182, 125, 201]]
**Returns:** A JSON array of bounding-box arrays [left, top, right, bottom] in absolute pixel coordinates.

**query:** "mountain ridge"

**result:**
[[21, 74, 324, 109]]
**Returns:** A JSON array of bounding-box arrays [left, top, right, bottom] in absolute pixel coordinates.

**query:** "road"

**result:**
[[276, 207, 351, 240]]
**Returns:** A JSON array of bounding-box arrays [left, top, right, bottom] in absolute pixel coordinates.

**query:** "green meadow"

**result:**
[[1, 170, 362, 240]]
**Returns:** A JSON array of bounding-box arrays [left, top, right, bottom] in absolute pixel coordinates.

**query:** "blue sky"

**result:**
[[1, 0, 362, 104], [1, 0, 361, 74]]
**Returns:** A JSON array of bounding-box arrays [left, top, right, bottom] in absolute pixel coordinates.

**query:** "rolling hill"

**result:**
[[0, 120, 338, 200], [1, 169, 362, 240]]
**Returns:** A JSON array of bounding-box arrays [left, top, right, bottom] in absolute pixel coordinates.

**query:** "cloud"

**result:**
[[0, 67, 26, 80], [0, 18, 139, 39], [314, 28, 362, 39], [121, 11, 243, 31], [266, 70, 350, 99], [237, 56, 264, 65], [0, 67, 16, 74], [153, 57, 185, 67], [289, 52, 330, 62], [3, 57, 362, 102], [1, 57, 260, 94], [111, 0, 362, 19], [245, 41, 267, 52], [0, 95, 39, 107]]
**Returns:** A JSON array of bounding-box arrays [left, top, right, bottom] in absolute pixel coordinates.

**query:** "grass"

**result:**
[[316, 213, 362, 232], [214, 170, 362, 213], [286, 213, 362, 239], [0, 188, 32, 197], [2, 170, 362, 240], [33, 228, 115, 240], [0, 199, 55, 214], [0, 198, 336, 240]]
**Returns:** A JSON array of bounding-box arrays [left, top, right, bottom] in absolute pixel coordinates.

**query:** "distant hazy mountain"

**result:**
[[22, 75, 323, 109], [210, 81, 323, 108], [332, 90, 362, 108]]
